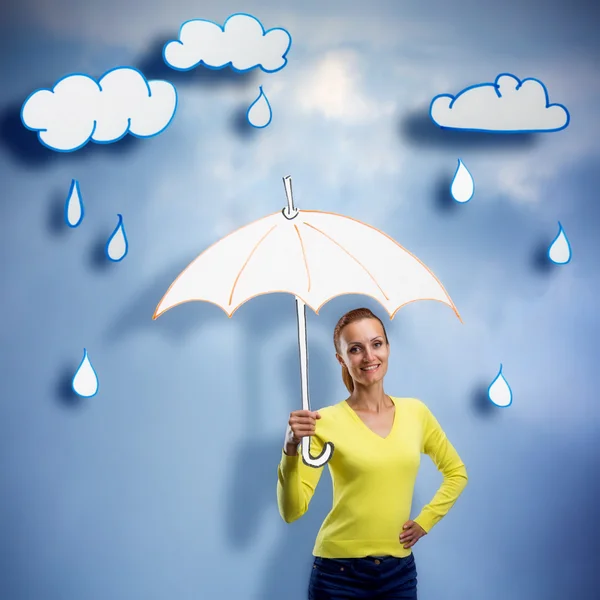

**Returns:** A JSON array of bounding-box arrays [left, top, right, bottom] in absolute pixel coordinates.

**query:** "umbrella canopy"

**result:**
[[153, 208, 460, 321]]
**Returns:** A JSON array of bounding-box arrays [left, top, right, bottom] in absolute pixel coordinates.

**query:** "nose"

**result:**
[[363, 347, 375, 362]]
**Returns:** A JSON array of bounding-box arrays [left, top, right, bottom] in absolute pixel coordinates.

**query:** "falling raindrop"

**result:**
[[72, 349, 99, 397], [450, 159, 474, 203], [105, 214, 128, 262], [246, 86, 272, 128], [487, 364, 512, 407], [547, 222, 571, 265], [65, 179, 84, 227]]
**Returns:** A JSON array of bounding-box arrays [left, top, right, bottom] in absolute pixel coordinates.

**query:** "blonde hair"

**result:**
[[333, 308, 389, 393]]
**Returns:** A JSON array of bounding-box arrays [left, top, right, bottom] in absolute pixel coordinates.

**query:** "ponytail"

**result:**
[[341, 364, 355, 393]]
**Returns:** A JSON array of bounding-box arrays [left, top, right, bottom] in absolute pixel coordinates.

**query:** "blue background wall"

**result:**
[[1, 1, 599, 598]]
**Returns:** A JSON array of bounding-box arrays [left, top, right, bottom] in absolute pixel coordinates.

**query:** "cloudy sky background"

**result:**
[[1, 1, 599, 599]]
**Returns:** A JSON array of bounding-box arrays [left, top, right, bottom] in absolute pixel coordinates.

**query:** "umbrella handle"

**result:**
[[295, 294, 335, 469], [301, 436, 334, 468]]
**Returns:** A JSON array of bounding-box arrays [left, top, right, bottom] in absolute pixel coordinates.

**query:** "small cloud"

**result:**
[[21, 67, 178, 152], [430, 73, 570, 133], [163, 13, 292, 73]]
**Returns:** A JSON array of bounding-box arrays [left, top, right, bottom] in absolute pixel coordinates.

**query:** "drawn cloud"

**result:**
[[430, 73, 570, 133], [21, 67, 178, 152], [163, 13, 292, 73]]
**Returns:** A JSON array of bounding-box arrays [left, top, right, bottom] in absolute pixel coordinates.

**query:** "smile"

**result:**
[[361, 364, 380, 372]]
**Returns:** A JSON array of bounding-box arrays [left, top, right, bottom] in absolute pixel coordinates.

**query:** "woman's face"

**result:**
[[336, 318, 390, 387]]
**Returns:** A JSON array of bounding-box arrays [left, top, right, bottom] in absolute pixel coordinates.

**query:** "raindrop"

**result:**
[[105, 214, 128, 262], [547, 222, 571, 264], [487, 364, 512, 407], [450, 159, 474, 203], [72, 349, 99, 397], [247, 86, 272, 128], [65, 179, 84, 227]]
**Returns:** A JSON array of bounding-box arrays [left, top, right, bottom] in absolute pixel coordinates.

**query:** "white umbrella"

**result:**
[[154, 176, 461, 467]]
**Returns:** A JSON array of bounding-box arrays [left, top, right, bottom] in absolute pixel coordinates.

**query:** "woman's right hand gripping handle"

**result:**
[[283, 410, 321, 456]]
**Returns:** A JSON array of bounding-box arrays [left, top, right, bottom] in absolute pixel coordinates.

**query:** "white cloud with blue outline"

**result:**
[[21, 67, 178, 152], [430, 73, 570, 133], [163, 13, 292, 73]]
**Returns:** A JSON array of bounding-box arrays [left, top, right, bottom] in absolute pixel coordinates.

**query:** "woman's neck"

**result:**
[[347, 384, 391, 413]]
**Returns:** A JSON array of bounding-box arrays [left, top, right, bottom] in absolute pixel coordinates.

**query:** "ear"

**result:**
[[335, 353, 345, 368]]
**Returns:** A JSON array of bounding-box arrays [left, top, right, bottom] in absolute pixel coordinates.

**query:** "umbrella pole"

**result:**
[[295, 296, 334, 468]]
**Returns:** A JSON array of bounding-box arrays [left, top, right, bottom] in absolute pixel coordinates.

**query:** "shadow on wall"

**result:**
[[104, 260, 330, 430], [530, 236, 564, 276], [223, 340, 335, 600], [87, 230, 115, 273], [0, 98, 144, 168], [432, 169, 458, 214], [55, 361, 86, 409], [46, 188, 71, 237], [104, 256, 214, 344], [469, 381, 500, 418], [105, 260, 308, 346], [230, 105, 262, 140], [398, 108, 539, 151]]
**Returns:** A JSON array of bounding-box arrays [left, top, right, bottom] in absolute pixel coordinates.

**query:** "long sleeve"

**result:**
[[277, 434, 325, 523], [413, 405, 468, 533]]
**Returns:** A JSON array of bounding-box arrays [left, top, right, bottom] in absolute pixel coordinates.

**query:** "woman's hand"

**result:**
[[399, 520, 427, 549], [283, 410, 321, 455]]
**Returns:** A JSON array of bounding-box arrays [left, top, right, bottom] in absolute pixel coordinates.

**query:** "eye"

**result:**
[[374, 341, 382, 347]]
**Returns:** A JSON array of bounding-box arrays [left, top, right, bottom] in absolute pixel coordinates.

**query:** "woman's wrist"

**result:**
[[283, 425, 300, 455], [284, 441, 300, 456]]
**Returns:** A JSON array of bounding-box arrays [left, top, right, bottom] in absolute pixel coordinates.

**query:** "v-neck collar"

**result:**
[[342, 395, 398, 441]]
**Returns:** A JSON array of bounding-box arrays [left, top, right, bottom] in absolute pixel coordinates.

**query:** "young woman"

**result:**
[[277, 307, 468, 599]]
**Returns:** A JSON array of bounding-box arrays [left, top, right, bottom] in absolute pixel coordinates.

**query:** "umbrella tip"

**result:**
[[282, 175, 299, 219], [454, 306, 464, 323]]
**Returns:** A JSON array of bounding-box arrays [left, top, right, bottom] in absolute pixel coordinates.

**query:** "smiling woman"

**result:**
[[277, 307, 468, 600]]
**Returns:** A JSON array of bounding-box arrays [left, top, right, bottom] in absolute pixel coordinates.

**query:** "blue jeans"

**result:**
[[308, 554, 417, 599]]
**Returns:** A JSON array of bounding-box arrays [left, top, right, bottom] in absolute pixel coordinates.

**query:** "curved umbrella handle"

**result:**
[[301, 436, 334, 468], [293, 291, 335, 469]]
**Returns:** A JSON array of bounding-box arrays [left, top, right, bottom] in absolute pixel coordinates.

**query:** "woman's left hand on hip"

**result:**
[[399, 520, 427, 549]]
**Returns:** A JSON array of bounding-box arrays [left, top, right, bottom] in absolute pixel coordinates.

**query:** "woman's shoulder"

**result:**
[[312, 400, 351, 424], [312, 403, 345, 434], [315, 402, 345, 416], [390, 396, 430, 413]]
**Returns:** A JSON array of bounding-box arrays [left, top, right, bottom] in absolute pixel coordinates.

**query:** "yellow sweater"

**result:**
[[277, 396, 468, 558]]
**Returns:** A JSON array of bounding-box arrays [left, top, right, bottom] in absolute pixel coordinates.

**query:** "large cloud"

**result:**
[[163, 13, 292, 73], [430, 73, 570, 132], [21, 67, 177, 152]]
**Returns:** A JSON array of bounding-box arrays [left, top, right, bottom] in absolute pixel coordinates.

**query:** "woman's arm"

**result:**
[[276, 434, 325, 523], [413, 404, 468, 533]]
